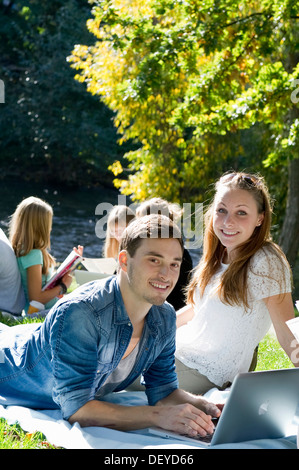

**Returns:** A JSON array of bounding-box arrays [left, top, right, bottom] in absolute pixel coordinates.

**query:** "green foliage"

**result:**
[[69, 0, 299, 203]]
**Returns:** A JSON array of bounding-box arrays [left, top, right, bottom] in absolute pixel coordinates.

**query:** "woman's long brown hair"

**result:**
[[187, 172, 291, 309]]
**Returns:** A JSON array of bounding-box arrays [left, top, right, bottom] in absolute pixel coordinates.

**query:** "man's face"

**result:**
[[123, 237, 183, 307]]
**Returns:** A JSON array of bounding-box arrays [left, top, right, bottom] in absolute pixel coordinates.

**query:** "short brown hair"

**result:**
[[136, 197, 182, 222], [120, 214, 184, 257]]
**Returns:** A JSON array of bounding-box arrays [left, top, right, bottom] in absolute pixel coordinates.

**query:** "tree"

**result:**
[[69, 0, 299, 265], [0, 0, 128, 186]]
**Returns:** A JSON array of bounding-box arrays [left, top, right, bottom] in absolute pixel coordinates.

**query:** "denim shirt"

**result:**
[[0, 276, 178, 419]]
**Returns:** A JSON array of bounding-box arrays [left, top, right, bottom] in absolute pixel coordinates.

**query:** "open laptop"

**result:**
[[149, 368, 299, 447]]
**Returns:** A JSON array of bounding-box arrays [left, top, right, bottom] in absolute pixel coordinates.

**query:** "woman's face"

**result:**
[[213, 187, 264, 262], [110, 222, 127, 242]]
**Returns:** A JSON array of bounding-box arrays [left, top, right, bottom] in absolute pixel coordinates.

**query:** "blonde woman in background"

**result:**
[[104, 205, 135, 259], [9, 196, 83, 314]]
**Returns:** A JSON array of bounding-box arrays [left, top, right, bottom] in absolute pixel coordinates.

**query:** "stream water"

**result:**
[[0, 177, 119, 261], [0, 177, 202, 266]]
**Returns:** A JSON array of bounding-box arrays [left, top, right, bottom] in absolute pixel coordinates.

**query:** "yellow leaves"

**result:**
[[141, 138, 150, 150], [87, 18, 102, 38], [108, 160, 123, 176], [147, 93, 164, 106], [121, 172, 151, 201], [74, 73, 85, 84], [245, 109, 256, 121], [112, 0, 153, 18], [176, 138, 185, 147], [196, 55, 210, 68]]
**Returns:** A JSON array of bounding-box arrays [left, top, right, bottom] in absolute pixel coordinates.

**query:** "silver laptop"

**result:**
[[149, 368, 299, 447]]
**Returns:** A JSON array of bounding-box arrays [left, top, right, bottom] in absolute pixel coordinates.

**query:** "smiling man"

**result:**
[[0, 214, 220, 438]]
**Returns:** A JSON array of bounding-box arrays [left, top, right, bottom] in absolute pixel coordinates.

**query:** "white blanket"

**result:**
[[0, 389, 297, 449]]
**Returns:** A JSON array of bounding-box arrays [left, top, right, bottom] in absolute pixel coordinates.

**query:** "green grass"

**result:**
[[0, 418, 60, 449], [256, 332, 294, 371], [0, 313, 61, 449], [0, 312, 295, 448]]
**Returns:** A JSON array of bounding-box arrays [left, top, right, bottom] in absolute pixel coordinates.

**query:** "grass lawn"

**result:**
[[0, 418, 59, 449], [256, 331, 294, 371], [0, 311, 296, 449]]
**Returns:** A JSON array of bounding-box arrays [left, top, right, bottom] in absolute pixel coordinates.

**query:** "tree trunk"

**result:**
[[279, 157, 299, 268]]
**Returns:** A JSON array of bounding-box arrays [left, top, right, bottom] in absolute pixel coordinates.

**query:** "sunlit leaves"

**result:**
[[69, 0, 299, 201]]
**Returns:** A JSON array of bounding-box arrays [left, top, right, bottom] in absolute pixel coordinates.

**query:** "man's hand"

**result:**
[[155, 390, 222, 437], [152, 402, 218, 437], [68, 391, 222, 437], [194, 396, 223, 418]]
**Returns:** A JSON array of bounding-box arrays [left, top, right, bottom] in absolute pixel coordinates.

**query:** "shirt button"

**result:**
[[128, 322, 131, 326]]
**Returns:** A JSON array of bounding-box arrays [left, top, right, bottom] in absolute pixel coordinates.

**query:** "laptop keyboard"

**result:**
[[180, 432, 213, 443], [181, 417, 219, 443]]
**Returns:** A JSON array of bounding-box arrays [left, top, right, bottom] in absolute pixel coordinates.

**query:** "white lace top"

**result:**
[[175, 246, 292, 387]]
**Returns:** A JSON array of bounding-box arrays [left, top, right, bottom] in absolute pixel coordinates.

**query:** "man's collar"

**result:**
[[112, 277, 131, 325]]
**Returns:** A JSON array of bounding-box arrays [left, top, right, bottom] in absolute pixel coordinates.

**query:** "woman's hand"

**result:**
[[265, 292, 299, 366], [61, 272, 73, 289], [73, 245, 84, 257]]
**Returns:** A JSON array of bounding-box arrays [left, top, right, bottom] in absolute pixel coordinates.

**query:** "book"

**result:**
[[80, 257, 117, 274], [42, 251, 82, 291], [74, 257, 118, 286]]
